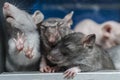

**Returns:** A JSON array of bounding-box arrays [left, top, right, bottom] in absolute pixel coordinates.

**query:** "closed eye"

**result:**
[[57, 22, 64, 26]]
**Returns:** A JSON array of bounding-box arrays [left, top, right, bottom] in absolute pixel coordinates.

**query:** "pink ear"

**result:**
[[32, 10, 44, 24], [63, 11, 74, 28], [82, 34, 96, 47], [102, 24, 112, 33]]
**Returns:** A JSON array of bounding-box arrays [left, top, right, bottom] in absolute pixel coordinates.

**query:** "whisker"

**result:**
[[8, 0, 16, 6], [16, 0, 26, 8], [11, 0, 15, 4]]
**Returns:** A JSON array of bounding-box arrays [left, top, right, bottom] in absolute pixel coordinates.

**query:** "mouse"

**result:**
[[3, 2, 44, 71], [39, 11, 74, 72], [47, 32, 115, 79], [107, 45, 120, 70]]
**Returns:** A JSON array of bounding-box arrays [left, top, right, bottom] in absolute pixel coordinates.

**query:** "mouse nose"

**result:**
[[49, 37, 56, 43], [3, 2, 9, 9], [47, 55, 52, 60], [47, 55, 56, 61]]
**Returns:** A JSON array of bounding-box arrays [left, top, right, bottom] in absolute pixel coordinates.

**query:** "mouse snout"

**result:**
[[47, 55, 56, 61], [49, 39, 55, 43], [3, 2, 10, 9], [47, 55, 52, 60], [49, 37, 56, 43]]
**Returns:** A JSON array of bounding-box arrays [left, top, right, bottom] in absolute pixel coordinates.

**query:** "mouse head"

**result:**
[[101, 23, 120, 49], [40, 11, 73, 45], [3, 2, 44, 31], [47, 33, 96, 65]]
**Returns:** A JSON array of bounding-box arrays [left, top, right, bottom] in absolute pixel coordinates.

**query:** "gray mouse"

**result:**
[[107, 45, 120, 70], [47, 32, 115, 79], [3, 2, 44, 71], [39, 11, 74, 72]]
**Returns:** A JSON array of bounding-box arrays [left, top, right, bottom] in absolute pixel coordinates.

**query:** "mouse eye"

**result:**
[[40, 24, 48, 29], [87, 45, 93, 49], [57, 22, 63, 26], [61, 48, 70, 56], [62, 52, 68, 56]]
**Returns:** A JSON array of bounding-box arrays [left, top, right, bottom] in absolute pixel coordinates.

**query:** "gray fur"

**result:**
[[48, 32, 115, 72], [39, 12, 74, 72], [107, 45, 120, 70]]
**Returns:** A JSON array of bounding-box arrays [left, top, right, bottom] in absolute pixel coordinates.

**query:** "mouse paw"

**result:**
[[13, 32, 26, 52], [24, 46, 34, 59], [40, 64, 59, 73], [50, 66, 60, 73], [64, 67, 81, 79], [39, 65, 53, 73]]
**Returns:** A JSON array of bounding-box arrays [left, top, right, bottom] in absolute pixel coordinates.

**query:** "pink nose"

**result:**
[[47, 55, 52, 60], [49, 38, 55, 43], [4, 2, 9, 9]]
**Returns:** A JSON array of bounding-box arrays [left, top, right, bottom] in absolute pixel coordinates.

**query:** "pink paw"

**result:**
[[13, 32, 25, 52], [24, 46, 34, 59], [64, 67, 81, 79], [40, 65, 59, 73], [40, 65, 52, 73]]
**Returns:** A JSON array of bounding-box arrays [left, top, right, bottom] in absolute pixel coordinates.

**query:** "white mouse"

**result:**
[[3, 2, 44, 71]]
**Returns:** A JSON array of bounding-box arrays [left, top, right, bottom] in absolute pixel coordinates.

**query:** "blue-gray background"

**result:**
[[1, 0, 120, 29]]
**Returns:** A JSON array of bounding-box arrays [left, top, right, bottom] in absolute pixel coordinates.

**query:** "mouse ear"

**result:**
[[63, 11, 74, 28], [102, 24, 112, 39], [32, 10, 44, 24], [102, 24, 112, 33], [82, 34, 96, 48]]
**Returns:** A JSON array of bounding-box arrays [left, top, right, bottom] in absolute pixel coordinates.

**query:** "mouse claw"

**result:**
[[64, 67, 81, 79], [13, 32, 26, 52], [50, 66, 60, 73], [24, 46, 34, 59], [39, 65, 59, 73], [39, 65, 52, 73]]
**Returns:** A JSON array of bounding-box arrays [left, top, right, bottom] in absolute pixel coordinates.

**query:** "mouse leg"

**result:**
[[24, 46, 34, 59], [50, 66, 60, 72], [40, 65, 59, 73], [64, 66, 81, 79], [40, 56, 52, 73], [40, 55, 60, 73], [13, 32, 25, 52]]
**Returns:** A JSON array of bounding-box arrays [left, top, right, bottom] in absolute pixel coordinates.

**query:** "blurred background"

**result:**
[[0, 0, 120, 73], [1, 0, 120, 28]]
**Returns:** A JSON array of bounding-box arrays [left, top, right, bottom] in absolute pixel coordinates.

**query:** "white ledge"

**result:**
[[0, 71, 120, 80]]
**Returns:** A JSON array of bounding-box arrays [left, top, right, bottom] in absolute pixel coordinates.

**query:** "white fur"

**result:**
[[74, 19, 102, 45], [3, 2, 42, 71]]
